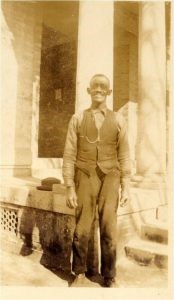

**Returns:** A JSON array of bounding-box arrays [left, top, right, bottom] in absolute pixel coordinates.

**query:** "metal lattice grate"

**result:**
[[0, 207, 18, 235]]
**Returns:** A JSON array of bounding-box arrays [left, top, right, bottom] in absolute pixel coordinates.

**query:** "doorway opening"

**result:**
[[38, 1, 79, 158]]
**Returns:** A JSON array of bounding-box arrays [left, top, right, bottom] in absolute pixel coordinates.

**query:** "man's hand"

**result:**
[[120, 190, 129, 207], [66, 186, 78, 209]]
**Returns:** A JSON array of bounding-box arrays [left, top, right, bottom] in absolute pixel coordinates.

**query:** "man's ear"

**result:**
[[107, 89, 112, 95], [87, 87, 91, 94]]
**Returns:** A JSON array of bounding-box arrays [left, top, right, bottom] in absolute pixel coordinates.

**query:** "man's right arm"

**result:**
[[62, 114, 79, 208], [63, 114, 78, 187]]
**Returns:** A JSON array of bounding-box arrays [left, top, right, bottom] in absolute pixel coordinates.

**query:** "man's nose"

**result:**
[[95, 85, 102, 92]]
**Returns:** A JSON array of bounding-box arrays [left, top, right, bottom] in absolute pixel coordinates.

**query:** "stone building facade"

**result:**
[[0, 0, 173, 270], [1, 1, 172, 184]]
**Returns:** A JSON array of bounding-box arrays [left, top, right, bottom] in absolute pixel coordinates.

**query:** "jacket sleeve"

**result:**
[[116, 113, 131, 190], [62, 114, 78, 187]]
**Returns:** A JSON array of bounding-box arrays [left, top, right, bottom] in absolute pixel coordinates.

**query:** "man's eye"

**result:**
[[92, 85, 107, 90]]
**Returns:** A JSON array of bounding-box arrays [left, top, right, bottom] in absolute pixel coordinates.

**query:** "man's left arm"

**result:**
[[116, 114, 131, 207]]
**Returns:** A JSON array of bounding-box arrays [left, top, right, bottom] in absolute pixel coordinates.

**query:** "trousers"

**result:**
[[72, 167, 120, 278]]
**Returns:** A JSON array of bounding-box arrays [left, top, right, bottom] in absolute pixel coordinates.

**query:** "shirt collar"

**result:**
[[90, 106, 107, 116]]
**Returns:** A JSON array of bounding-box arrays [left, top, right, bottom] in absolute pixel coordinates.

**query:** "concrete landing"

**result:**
[[0, 247, 167, 288]]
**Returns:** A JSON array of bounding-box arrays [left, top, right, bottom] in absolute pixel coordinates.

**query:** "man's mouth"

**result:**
[[93, 92, 104, 96]]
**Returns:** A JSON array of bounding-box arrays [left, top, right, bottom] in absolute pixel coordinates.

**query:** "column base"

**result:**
[[131, 173, 167, 189]]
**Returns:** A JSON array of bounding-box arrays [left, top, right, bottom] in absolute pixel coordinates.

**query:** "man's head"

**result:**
[[87, 74, 112, 105]]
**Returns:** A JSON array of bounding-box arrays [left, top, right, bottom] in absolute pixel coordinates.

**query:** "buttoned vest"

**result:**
[[76, 109, 120, 174]]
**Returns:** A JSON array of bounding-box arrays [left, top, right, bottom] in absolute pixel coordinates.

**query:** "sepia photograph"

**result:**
[[0, 0, 173, 299]]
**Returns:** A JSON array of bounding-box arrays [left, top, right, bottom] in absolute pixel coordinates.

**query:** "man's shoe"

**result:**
[[71, 273, 92, 287], [20, 244, 33, 256], [104, 277, 117, 288], [86, 271, 103, 286]]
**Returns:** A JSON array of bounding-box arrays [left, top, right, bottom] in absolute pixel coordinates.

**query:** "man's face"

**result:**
[[87, 76, 112, 104]]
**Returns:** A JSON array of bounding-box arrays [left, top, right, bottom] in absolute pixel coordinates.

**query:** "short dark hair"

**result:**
[[90, 74, 110, 87]]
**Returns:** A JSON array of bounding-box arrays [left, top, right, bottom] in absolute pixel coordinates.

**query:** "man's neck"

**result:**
[[91, 102, 107, 110]]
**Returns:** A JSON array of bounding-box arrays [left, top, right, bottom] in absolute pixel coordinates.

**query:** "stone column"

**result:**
[[128, 34, 138, 175], [136, 2, 166, 179], [168, 3, 174, 189], [75, 1, 114, 112], [0, 2, 42, 177]]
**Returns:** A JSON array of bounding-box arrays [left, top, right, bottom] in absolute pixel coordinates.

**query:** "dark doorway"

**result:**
[[38, 1, 79, 158], [113, 1, 138, 112]]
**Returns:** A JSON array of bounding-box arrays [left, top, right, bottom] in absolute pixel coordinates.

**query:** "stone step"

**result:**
[[124, 239, 168, 268], [156, 205, 168, 222], [141, 222, 168, 244]]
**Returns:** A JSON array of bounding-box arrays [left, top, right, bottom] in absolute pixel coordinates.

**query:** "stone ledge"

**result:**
[[0, 177, 168, 219], [131, 175, 167, 190], [0, 181, 75, 216], [0, 176, 41, 187]]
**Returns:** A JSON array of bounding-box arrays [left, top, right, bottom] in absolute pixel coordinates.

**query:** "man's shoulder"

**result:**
[[109, 110, 124, 121], [72, 110, 86, 120], [70, 109, 88, 126], [111, 111, 126, 129]]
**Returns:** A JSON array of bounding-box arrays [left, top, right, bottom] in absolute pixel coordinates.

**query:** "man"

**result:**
[[63, 74, 131, 287]]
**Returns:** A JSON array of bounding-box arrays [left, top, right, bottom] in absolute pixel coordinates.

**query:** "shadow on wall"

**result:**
[[18, 191, 100, 284], [19, 205, 75, 285]]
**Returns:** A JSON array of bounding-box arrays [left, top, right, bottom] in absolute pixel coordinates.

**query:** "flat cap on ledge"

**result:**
[[37, 177, 61, 191]]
